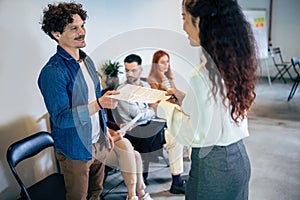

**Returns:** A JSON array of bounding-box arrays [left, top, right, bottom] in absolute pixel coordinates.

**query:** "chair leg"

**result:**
[[143, 161, 149, 180], [162, 154, 170, 167], [272, 67, 287, 83], [101, 166, 125, 198], [101, 180, 125, 198], [285, 64, 293, 79], [287, 81, 299, 101]]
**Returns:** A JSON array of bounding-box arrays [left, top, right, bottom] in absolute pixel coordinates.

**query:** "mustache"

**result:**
[[75, 35, 85, 40]]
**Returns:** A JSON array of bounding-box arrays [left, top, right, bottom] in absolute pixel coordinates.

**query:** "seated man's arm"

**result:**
[[117, 100, 155, 124]]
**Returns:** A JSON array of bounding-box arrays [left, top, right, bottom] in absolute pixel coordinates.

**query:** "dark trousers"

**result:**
[[186, 140, 251, 200]]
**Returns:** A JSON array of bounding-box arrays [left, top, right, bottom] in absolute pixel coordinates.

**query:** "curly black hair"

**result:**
[[184, 0, 258, 123], [41, 2, 87, 41]]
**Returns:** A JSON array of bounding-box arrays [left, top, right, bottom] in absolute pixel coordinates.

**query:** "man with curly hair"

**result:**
[[38, 2, 119, 199]]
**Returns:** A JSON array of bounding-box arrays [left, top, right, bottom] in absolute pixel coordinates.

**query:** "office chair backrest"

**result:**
[[6, 131, 65, 200]]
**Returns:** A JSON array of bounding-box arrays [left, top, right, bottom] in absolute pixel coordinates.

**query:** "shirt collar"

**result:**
[[56, 45, 87, 62]]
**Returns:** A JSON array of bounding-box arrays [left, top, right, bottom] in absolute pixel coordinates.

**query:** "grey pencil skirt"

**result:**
[[186, 140, 251, 200]]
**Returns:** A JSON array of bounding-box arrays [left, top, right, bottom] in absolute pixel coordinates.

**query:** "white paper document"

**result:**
[[117, 112, 144, 133], [109, 84, 170, 103]]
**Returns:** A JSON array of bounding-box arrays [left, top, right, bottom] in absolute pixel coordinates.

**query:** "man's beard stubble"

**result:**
[[126, 76, 138, 85]]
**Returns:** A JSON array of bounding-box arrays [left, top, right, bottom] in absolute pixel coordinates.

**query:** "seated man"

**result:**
[[116, 54, 186, 194]]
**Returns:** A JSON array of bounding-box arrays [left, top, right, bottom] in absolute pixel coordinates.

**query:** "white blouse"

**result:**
[[157, 56, 249, 148]]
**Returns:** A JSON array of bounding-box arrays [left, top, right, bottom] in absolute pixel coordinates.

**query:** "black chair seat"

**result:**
[[125, 120, 166, 153], [21, 173, 66, 200]]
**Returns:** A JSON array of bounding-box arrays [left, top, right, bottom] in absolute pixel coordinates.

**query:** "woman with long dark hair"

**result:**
[[152, 0, 258, 199]]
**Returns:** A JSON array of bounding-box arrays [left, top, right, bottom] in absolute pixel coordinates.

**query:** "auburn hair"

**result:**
[[148, 50, 174, 83]]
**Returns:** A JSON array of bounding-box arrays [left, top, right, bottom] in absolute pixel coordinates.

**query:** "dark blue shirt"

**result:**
[[38, 45, 106, 161]]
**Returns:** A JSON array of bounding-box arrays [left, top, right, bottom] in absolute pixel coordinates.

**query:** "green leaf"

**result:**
[[102, 60, 123, 77]]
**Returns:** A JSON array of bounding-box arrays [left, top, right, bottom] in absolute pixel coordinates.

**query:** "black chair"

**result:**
[[271, 47, 292, 83], [101, 166, 125, 199], [124, 120, 167, 181], [287, 57, 300, 101], [6, 131, 66, 200]]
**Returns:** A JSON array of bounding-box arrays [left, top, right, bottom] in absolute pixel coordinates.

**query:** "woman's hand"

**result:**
[[120, 122, 136, 132], [105, 132, 114, 152], [148, 101, 160, 113], [108, 128, 125, 142], [166, 88, 186, 105], [112, 131, 125, 142], [98, 90, 120, 109]]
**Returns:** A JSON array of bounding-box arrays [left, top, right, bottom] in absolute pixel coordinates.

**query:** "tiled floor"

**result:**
[[102, 78, 300, 200]]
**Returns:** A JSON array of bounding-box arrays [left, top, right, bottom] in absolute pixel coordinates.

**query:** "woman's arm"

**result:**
[[166, 88, 186, 105], [148, 82, 160, 90], [155, 71, 220, 147]]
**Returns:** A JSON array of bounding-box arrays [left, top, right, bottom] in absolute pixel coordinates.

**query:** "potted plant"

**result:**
[[100, 60, 123, 90]]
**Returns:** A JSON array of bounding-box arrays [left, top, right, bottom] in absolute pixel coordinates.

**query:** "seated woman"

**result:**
[[106, 129, 152, 200], [100, 75, 152, 200], [147, 50, 187, 194], [147, 50, 176, 91]]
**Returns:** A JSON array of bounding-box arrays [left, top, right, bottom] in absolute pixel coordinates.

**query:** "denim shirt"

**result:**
[[38, 45, 106, 161]]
